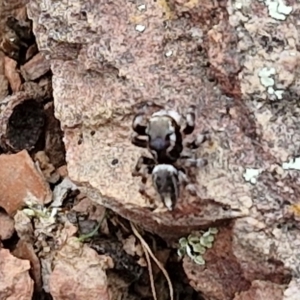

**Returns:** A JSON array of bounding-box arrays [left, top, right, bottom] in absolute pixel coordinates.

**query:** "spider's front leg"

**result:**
[[131, 113, 149, 148], [131, 132, 148, 148], [132, 113, 148, 135]]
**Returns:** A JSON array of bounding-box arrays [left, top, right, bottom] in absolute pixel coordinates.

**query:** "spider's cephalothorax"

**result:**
[[132, 106, 199, 164], [132, 155, 207, 210]]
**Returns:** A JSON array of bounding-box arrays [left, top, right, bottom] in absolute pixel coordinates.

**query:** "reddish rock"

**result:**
[[49, 237, 112, 300], [12, 239, 42, 292], [0, 150, 52, 216], [234, 280, 283, 300], [25, 43, 38, 61], [0, 248, 34, 300], [72, 196, 106, 221], [183, 226, 250, 300], [0, 211, 15, 240], [34, 151, 60, 184], [20, 77, 53, 101], [20, 52, 50, 81], [56, 165, 68, 178]]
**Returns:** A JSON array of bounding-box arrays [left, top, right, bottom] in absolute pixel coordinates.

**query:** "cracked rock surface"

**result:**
[[28, 0, 300, 298]]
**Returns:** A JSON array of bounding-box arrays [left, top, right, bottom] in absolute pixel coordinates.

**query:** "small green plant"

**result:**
[[23, 200, 58, 223], [177, 227, 218, 265]]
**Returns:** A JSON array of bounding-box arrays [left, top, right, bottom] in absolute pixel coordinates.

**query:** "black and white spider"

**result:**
[[131, 106, 208, 164]]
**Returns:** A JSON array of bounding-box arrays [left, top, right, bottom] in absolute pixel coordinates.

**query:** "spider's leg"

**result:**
[[178, 170, 200, 196], [178, 169, 189, 185], [184, 131, 210, 150], [133, 157, 156, 207], [178, 148, 208, 168], [132, 113, 147, 135], [182, 157, 208, 168], [132, 156, 155, 177], [131, 132, 148, 148], [182, 105, 196, 135]]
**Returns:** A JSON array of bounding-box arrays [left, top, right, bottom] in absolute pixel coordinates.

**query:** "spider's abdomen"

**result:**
[[152, 164, 180, 210]]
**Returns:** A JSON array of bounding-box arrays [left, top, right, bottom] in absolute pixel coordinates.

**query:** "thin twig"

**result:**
[[131, 222, 174, 300], [142, 241, 157, 300]]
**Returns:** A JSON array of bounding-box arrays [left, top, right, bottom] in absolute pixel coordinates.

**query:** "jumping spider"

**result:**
[[131, 105, 209, 164], [132, 155, 207, 210]]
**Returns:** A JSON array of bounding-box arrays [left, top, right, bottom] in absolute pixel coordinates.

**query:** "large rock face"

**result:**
[[27, 0, 300, 298]]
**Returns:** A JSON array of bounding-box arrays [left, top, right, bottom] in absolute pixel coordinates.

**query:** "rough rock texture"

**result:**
[[27, 0, 251, 239], [20, 52, 50, 81], [0, 52, 9, 101], [183, 225, 251, 299], [27, 0, 300, 298], [0, 248, 34, 300], [48, 237, 111, 300], [233, 280, 284, 300], [283, 278, 300, 300], [0, 210, 15, 240], [0, 150, 52, 215]]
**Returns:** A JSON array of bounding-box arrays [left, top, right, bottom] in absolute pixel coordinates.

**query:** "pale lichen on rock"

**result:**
[[263, 0, 293, 21], [243, 168, 263, 184]]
